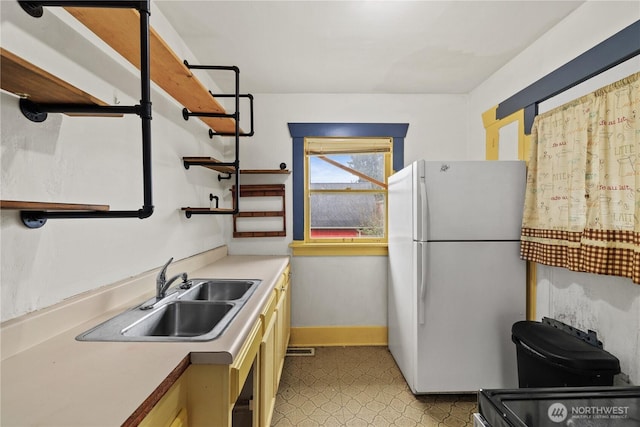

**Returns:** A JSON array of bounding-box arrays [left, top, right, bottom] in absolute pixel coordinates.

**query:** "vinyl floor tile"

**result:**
[[271, 347, 477, 426]]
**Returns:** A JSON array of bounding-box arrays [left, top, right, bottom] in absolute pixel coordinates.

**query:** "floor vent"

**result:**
[[286, 347, 315, 357]]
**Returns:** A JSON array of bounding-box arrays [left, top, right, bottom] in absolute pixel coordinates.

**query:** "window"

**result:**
[[305, 137, 392, 242], [288, 122, 408, 256]]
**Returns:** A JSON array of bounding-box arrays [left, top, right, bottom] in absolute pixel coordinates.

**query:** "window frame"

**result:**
[[304, 137, 393, 244], [288, 123, 408, 256]]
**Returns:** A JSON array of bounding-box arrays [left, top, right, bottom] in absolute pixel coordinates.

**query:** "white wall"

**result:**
[[0, 1, 468, 326], [467, 1, 640, 384], [0, 2, 231, 321], [228, 93, 468, 329]]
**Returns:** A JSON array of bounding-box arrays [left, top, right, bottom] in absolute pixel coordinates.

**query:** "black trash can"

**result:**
[[511, 317, 620, 388]]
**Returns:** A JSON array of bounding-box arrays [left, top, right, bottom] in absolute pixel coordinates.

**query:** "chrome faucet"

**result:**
[[156, 257, 188, 299]]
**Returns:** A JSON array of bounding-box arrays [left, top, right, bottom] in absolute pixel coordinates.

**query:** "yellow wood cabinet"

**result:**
[[139, 374, 188, 427], [275, 266, 291, 388], [139, 263, 291, 427], [258, 293, 278, 427], [187, 318, 262, 427], [259, 265, 291, 426]]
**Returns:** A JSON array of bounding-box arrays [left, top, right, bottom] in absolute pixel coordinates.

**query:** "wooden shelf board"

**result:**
[[233, 231, 286, 238], [231, 184, 286, 238], [231, 185, 285, 197], [240, 169, 290, 175], [0, 48, 120, 116], [64, 7, 239, 134], [183, 157, 236, 174], [235, 211, 285, 218], [0, 200, 110, 211]]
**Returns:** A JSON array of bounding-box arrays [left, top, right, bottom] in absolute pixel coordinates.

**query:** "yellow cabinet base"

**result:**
[[139, 263, 292, 427]]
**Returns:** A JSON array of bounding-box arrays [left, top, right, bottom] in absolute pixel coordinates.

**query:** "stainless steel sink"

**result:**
[[179, 279, 258, 301], [122, 301, 234, 338], [76, 278, 261, 342]]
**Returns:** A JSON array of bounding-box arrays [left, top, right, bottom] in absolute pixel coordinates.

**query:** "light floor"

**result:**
[[271, 346, 477, 426]]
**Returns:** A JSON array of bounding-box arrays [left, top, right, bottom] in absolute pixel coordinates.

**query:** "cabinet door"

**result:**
[[169, 408, 188, 427], [274, 287, 287, 387], [282, 269, 291, 355], [259, 312, 278, 427], [139, 375, 188, 427]]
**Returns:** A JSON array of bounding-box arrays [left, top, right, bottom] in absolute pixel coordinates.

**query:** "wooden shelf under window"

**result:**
[[0, 200, 110, 211], [64, 6, 238, 134], [0, 48, 120, 117]]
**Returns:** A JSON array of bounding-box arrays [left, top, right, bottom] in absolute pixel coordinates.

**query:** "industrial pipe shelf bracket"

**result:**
[[206, 92, 254, 138], [13, 0, 155, 227], [180, 60, 255, 216], [18, 98, 144, 123], [181, 60, 254, 138]]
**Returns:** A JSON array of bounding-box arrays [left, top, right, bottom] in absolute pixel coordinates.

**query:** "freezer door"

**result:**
[[414, 241, 525, 393], [388, 163, 418, 390], [417, 161, 526, 242]]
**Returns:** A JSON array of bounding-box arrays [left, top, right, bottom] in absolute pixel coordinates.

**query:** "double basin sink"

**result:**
[[76, 279, 261, 342]]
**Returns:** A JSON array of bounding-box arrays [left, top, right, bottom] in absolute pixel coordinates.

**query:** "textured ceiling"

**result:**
[[155, 0, 585, 94]]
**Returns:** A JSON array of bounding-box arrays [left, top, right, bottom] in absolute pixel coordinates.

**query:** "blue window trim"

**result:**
[[288, 122, 409, 240], [497, 20, 640, 134]]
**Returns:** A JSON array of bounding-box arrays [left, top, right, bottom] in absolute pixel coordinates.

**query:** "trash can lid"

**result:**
[[512, 321, 620, 373]]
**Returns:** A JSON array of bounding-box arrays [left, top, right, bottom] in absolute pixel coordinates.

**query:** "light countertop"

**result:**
[[0, 252, 289, 427]]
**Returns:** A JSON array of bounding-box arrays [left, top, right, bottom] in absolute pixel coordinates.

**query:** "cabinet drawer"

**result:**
[[274, 267, 290, 300], [283, 264, 291, 282], [229, 319, 261, 403]]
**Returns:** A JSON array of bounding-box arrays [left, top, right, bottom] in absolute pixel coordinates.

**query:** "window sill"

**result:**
[[289, 242, 388, 256]]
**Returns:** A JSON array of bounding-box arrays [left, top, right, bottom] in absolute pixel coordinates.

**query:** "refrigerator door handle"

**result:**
[[418, 242, 427, 325], [418, 177, 428, 241]]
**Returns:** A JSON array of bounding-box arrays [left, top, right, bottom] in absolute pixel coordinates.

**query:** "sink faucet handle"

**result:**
[[158, 257, 174, 280], [179, 273, 191, 289]]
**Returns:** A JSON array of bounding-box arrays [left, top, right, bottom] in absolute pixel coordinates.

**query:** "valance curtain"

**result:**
[[521, 72, 640, 284]]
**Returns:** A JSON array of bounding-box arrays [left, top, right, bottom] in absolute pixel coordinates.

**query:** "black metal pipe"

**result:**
[[20, 1, 145, 9], [138, 0, 153, 216], [208, 129, 254, 138], [183, 62, 239, 73], [182, 108, 237, 120], [210, 194, 219, 209], [180, 60, 244, 214], [231, 67, 240, 215], [22, 102, 141, 116], [207, 92, 254, 138], [185, 210, 237, 217], [18, 0, 146, 17], [27, 210, 146, 220], [20, 0, 154, 227], [208, 94, 252, 99]]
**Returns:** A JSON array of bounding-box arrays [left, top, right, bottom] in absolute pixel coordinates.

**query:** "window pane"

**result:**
[[309, 192, 386, 239], [309, 153, 386, 190]]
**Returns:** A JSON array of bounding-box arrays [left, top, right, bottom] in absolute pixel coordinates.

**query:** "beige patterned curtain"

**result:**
[[521, 72, 640, 284]]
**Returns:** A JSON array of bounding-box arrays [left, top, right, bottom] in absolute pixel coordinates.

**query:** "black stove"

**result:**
[[475, 386, 640, 427]]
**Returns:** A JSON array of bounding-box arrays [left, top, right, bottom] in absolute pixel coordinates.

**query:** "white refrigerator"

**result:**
[[388, 160, 526, 394]]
